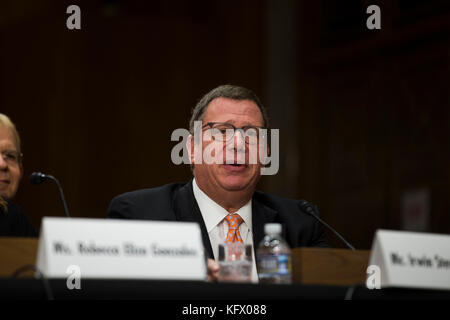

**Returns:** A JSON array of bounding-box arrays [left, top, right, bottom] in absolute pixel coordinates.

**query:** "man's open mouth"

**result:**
[[222, 163, 248, 172]]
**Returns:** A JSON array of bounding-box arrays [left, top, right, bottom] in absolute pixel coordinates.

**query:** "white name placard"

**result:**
[[369, 229, 450, 290], [36, 217, 206, 280]]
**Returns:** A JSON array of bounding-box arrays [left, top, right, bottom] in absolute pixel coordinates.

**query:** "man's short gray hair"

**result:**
[[189, 85, 269, 133]]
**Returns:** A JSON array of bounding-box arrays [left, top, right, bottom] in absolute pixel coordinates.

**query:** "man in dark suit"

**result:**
[[108, 85, 328, 281], [0, 113, 36, 237]]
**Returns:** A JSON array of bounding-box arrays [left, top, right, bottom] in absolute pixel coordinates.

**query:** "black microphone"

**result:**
[[299, 200, 355, 250], [30, 172, 71, 218]]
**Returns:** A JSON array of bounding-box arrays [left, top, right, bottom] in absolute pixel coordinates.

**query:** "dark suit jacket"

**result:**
[[107, 180, 329, 259], [0, 201, 37, 238]]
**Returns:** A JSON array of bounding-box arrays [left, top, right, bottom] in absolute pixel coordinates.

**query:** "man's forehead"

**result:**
[[0, 126, 18, 150], [203, 97, 264, 125]]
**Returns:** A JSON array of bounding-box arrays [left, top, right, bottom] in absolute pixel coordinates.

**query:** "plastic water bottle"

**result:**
[[256, 223, 292, 284]]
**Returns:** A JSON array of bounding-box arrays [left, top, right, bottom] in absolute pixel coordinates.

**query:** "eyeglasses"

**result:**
[[202, 122, 267, 145], [0, 150, 22, 166]]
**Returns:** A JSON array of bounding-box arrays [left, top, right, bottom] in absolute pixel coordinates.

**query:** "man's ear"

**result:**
[[186, 134, 195, 165], [259, 139, 270, 167]]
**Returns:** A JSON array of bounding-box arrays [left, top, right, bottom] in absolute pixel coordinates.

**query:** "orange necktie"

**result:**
[[225, 214, 244, 243]]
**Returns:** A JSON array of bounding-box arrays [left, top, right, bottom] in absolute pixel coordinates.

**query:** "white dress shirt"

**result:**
[[192, 178, 259, 283]]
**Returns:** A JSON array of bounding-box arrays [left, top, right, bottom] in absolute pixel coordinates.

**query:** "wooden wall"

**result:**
[[1, 0, 448, 250], [295, 0, 450, 248], [1, 0, 267, 231]]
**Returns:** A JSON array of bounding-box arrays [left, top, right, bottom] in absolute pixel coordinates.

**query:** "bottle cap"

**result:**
[[264, 223, 282, 235]]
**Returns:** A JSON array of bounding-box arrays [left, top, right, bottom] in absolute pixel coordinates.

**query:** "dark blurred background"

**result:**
[[1, 0, 449, 249]]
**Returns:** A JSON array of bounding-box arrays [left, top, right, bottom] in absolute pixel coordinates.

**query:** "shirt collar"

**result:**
[[192, 178, 252, 233]]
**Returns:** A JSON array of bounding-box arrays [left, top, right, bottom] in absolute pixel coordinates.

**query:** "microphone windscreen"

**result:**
[[30, 172, 46, 185], [298, 200, 315, 214]]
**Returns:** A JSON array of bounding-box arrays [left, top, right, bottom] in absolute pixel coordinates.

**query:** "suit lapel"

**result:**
[[172, 180, 214, 259], [252, 197, 278, 247], [172, 181, 278, 260]]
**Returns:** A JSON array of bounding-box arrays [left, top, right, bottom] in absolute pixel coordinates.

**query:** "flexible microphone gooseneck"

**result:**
[[30, 172, 71, 218], [299, 200, 355, 250]]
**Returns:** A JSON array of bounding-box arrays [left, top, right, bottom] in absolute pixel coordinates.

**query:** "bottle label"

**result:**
[[257, 254, 291, 276]]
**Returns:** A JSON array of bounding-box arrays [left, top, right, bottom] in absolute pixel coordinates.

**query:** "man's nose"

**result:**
[[0, 155, 8, 170], [231, 129, 246, 151]]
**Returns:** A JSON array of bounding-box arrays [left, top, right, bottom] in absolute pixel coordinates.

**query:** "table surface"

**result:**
[[1, 278, 449, 300]]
